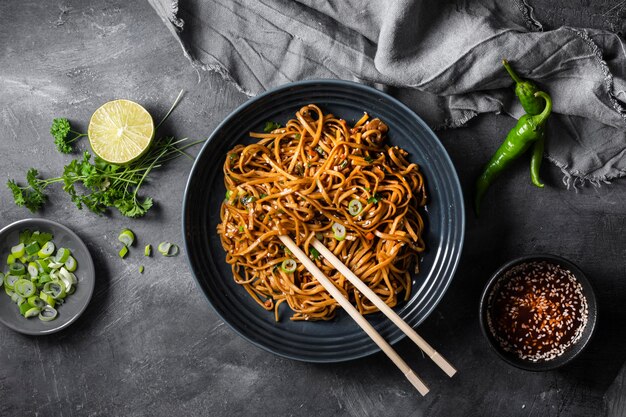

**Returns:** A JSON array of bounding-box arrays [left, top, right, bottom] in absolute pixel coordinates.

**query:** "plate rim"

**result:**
[[182, 79, 465, 362]]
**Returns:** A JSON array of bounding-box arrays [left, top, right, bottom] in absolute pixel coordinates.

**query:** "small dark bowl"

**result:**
[[0, 219, 95, 335], [479, 254, 597, 371]]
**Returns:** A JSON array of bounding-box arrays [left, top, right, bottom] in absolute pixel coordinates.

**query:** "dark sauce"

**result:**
[[487, 261, 589, 362]]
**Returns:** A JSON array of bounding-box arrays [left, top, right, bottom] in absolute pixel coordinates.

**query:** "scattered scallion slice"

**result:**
[[11, 243, 25, 258], [19, 302, 32, 316], [39, 291, 55, 308], [43, 281, 66, 300], [37, 241, 55, 258], [27, 262, 39, 278], [54, 248, 70, 263], [281, 259, 297, 273], [118, 228, 135, 247], [4, 274, 19, 289], [39, 306, 57, 321], [24, 307, 40, 318], [64, 256, 77, 272], [9, 263, 25, 276], [25, 241, 41, 256], [348, 199, 363, 216], [118, 246, 129, 259], [158, 242, 179, 257], [139, 265, 144, 274], [332, 222, 347, 241], [14, 279, 36, 298], [35, 259, 51, 273], [6, 254, 15, 265], [38, 274, 51, 285], [144, 244, 151, 257], [28, 295, 45, 309]]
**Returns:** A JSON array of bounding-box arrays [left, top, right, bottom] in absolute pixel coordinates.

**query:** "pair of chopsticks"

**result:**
[[279, 235, 456, 396]]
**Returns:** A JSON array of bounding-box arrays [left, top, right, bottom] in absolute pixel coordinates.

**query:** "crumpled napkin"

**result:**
[[148, 0, 626, 186]]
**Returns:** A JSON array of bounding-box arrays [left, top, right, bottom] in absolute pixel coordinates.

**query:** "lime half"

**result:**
[[88, 99, 154, 164]]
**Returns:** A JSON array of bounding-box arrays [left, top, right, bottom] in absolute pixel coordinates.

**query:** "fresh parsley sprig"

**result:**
[[50, 118, 87, 154], [8, 91, 203, 218], [7, 137, 202, 218]]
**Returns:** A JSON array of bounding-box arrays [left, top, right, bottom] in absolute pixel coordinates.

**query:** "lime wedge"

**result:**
[[88, 99, 154, 164]]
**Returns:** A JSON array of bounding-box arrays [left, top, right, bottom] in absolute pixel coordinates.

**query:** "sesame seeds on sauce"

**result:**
[[486, 261, 589, 362]]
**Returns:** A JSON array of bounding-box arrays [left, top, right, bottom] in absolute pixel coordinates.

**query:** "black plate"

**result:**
[[182, 80, 465, 362]]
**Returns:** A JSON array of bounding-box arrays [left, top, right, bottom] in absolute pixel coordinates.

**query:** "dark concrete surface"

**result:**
[[1, 1, 626, 416]]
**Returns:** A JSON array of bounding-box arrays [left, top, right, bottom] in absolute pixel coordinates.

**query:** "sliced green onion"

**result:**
[[59, 268, 77, 285], [37, 241, 55, 258], [4, 274, 19, 289], [28, 295, 45, 309], [332, 222, 347, 241], [118, 246, 128, 259], [5, 230, 77, 321], [25, 307, 41, 318], [54, 248, 71, 263], [36, 259, 51, 273], [39, 291, 55, 308], [59, 268, 76, 292], [144, 244, 151, 257], [64, 256, 77, 272], [11, 292, 22, 304], [281, 259, 297, 273], [0, 272, 3, 288], [309, 247, 320, 260], [27, 262, 39, 278], [48, 261, 64, 269], [348, 199, 363, 216], [39, 306, 57, 321], [118, 228, 135, 247], [139, 265, 144, 274], [11, 243, 25, 258], [38, 274, 51, 285], [43, 281, 66, 300], [14, 279, 35, 298], [9, 263, 25, 276], [158, 242, 179, 257], [19, 302, 32, 316], [25, 241, 40, 256]]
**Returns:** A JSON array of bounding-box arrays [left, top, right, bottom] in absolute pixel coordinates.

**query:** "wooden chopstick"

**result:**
[[279, 235, 429, 396], [311, 237, 457, 377]]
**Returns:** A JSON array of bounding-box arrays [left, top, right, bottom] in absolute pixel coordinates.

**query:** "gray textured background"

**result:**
[[1, 1, 626, 416]]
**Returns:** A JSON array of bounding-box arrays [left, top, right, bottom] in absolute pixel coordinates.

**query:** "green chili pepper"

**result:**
[[530, 136, 545, 188], [502, 59, 544, 115], [475, 91, 552, 214]]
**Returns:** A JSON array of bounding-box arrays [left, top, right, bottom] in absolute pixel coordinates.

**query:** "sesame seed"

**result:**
[[486, 261, 589, 362]]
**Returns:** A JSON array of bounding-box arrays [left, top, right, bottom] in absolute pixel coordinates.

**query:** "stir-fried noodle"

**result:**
[[218, 105, 427, 321]]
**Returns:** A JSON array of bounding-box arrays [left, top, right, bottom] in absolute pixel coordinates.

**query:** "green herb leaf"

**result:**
[[240, 195, 256, 205], [310, 247, 320, 260], [264, 121, 281, 133], [367, 193, 382, 204]]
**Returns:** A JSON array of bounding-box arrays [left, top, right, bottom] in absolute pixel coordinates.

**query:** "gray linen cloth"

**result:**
[[148, 0, 626, 186]]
